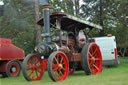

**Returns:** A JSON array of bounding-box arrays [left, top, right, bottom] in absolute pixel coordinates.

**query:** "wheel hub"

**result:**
[[32, 65, 36, 70], [92, 57, 96, 62], [11, 67, 16, 73], [58, 64, 63, 69]]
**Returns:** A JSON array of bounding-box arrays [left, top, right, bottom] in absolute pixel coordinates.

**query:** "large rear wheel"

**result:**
[[47, 51, 69, 81], [82, 43, 102, 75], [22, 54, 44, 81]]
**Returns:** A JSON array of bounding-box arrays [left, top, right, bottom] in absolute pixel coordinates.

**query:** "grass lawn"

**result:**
[[0, 57, 128, 85]]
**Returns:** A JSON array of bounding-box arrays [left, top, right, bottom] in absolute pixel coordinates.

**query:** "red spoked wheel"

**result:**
[[82, 43, 102, 75], [47, 51, 69, 81], [22, 54, 44, 81]]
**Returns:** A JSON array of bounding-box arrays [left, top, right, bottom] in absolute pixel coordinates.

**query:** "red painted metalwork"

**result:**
[[42, 59, 48, 70], [52, 52, 69, 81], [0, 38, 12, 44], [88, 43, 102, 75], [114, 48, 117, 59], [9, 63, 19, 76], [48, 52, 69, 81], [24, 54, 45, 81], [0, 38, 25, 60], [0, 60, 20, 71], [0, 38, 24, 77], [23, 10, 103, 81]]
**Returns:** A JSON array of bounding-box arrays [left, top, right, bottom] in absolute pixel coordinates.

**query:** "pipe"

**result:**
[[39, 0, 51, 43], [42, 6, 51, 43]]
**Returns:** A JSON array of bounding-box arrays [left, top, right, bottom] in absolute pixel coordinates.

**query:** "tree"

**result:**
[[0, 0, 36, 54], [81, 0, 115, 36], [0, 5, 4, 16], [113, 0, 128, 56], [49, 0, 81, 16], [81, 0, 128, 56], [34, 0, 41, 46]]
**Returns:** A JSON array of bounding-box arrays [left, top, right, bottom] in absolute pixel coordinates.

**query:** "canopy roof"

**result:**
[[37, 12, 102, 31]]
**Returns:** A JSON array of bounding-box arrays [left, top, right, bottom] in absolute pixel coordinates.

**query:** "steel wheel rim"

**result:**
[[51, 52, 69, 81], [26, 55, 44, 81], [9, 64, 19, 76], [88, 43, 102, 74]]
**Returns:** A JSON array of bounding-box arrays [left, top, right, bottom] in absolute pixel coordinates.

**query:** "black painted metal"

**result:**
[[43, 9, 51, 43], [39, 0, 51, 43]]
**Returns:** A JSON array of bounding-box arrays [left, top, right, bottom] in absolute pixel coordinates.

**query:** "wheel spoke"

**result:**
[[90, 47, 93, 53], [32, 71, 34, 79], [52, 67, 58, 71], [52, 63, 58, 68], [54, 70, 57, 78], [58, 71, 60, 79], [28, 70, 34, 78], [36, 69, 41, 73], [92, 48, 98, 56], [52, 63, 56, 66], [27, 68, 32, 71], [29, 58, 33, 65], [88, 51, 93, 58], [27, 62, 32, 67], [61, 62, 65, 65], [95, 58, 100, 61], [88, 57, 92, 61], [61, 61, 65, 66], [36, 65, 43, 69], [57, 55, 59, 63], [35, 70, 39, 78], [54, 56, 59, 64], [59, 69, 63, 77], [89, 60, 93, 66], [60, 58, 63, 64], [62, 67, 65, 71], [93, 64, 99, 71]]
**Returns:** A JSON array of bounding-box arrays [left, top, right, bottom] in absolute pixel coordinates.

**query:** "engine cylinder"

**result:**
[[35, 42, 57, 57]]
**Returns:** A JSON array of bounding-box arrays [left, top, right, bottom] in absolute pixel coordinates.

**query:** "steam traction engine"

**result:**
[[22, 0, 103, 81]]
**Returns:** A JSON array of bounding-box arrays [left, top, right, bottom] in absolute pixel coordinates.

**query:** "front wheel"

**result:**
[[82, 43, 102, 75], [47, 51, 69, 81], [22, 54, 44, 81]]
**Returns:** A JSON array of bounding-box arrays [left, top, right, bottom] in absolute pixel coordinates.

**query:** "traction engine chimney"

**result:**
[[39, 0, 51, 43]]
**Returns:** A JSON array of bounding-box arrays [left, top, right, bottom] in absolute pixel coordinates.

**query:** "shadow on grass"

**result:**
[[69, 71, 87, 77]]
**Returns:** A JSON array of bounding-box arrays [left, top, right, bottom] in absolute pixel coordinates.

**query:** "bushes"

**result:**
[[118, 47, 128, 57]]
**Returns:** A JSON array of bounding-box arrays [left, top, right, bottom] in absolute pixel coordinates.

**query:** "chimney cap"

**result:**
[[39, 0, 49, 7]]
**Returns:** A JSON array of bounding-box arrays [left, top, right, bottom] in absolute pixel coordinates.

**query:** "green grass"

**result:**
[[0, 57, 128, 85]]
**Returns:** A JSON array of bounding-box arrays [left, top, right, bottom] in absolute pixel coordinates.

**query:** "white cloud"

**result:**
[[80, 0, 84, 5], [0, 1, 4, 5]]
